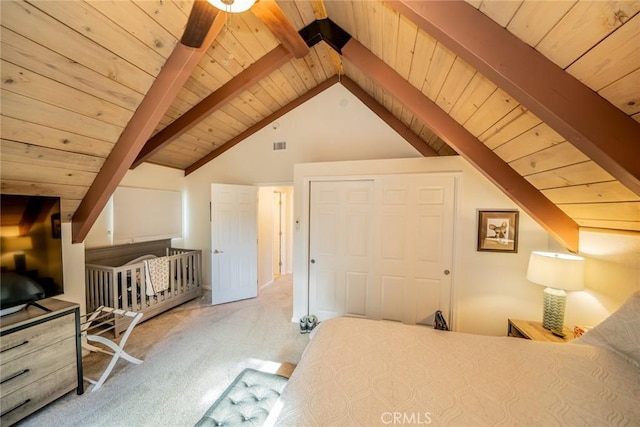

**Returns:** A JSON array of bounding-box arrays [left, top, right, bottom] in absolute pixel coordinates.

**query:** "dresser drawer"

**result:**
[[0, 363, 77, 427], [0, 314, 75, 364], [0, 336, 76, 396]]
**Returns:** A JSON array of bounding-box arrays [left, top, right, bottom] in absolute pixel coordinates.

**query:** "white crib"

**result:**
[[85, 241, 202, 336]]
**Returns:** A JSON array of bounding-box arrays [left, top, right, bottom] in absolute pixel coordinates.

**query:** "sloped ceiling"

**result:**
[[1, 0, 638, 252]]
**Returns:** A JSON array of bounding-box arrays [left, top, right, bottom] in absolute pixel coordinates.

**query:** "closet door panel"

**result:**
[[309, 180, 374, 321], [381, 275, 405, 322], [415, 278, 442, 325], [345, 272, 368, 317], [375, 174, 455, 326], [308, 174, 455, 326]]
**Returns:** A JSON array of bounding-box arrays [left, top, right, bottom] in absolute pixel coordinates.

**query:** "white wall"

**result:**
[[62, 164, 187, 314], [60, 222, 86, 314], [85, 164, 186, 248], [292, 157, 640, 336], [564, 230, 640, 329], [62, 85, 638, 333], [183, 84, 421, 287]]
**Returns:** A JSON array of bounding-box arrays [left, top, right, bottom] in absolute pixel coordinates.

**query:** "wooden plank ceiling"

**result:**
[[1, 0, 639, 250]]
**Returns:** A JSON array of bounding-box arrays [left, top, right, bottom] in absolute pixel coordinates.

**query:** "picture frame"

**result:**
[[477, 210, 519, 253], [51, 213, 61, 239]]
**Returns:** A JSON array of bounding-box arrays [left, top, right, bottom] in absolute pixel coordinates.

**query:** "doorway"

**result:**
[[273, 190, 286, 276], [258, 186, 293, 287]]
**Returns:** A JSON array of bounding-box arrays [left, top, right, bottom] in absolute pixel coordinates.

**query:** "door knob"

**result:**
[[213, 249, 224, 254], [444, 269, 450, 275], [310, 259, 315, 264]]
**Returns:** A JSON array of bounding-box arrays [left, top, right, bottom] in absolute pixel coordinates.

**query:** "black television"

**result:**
[[1, 194, 64, 316]]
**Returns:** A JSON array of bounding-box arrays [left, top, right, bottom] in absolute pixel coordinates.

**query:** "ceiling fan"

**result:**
[[208, 0, 257, 13], [181, 0, 309, 59]]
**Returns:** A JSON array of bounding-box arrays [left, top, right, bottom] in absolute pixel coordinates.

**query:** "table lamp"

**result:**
[[526, 251, 585, 332], [2, 236, 33, 271]]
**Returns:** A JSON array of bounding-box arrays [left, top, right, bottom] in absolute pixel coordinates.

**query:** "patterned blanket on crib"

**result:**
[[144, 256, 169, 296]]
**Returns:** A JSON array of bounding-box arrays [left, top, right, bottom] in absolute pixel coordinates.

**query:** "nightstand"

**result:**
[[508, 319, 574, 343]]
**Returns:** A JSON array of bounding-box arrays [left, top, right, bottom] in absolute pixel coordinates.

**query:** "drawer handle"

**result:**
[[0, 399, 31, 418], [1, 369, 30, 385], [0, 340, 29, 354]]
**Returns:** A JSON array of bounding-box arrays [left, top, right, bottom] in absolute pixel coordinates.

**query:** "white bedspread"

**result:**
[[273, 317, 640, 426]]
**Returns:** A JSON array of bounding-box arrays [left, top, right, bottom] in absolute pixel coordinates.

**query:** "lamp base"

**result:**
[[14, 253, 26, 271], [542, 287, 566, 331]]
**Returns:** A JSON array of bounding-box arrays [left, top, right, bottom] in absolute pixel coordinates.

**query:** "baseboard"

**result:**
[[260, 279, 275, 289]]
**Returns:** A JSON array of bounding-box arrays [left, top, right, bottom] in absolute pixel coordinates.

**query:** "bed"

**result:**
[[84, 240, 202, 336], [272, 292, 640, 426]]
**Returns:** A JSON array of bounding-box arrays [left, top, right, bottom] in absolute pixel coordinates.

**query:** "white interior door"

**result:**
[[272, 192, 280, 276], [307, 174, 456, 326], [279, 192, 287, 274], [375, 174, 455, 325], [309, 180, 374, 321], [273, 191, 285, 276], [211, 184, 257, 305]]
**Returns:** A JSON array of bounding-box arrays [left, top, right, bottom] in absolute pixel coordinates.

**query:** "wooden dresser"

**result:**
[[0, 299, 83, 426]]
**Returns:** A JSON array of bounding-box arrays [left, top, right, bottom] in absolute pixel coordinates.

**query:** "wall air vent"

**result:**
[[273, 141, 287, 151]]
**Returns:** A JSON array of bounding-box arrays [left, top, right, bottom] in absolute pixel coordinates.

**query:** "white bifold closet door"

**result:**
[[309, 180, 375, 321], [308, 174, 455, 326], [375, 174, 455, 325]]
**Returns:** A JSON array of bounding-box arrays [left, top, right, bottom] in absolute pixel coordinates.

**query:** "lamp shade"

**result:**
[[2, 236, 33, 253], [207, 0, 255, 13], [526, 251, 585, 291]]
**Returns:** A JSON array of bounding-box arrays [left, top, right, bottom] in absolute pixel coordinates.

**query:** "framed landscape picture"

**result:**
[[477, 210, 519, 253]]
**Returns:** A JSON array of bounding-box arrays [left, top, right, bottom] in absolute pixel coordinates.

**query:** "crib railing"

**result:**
[[85, 249, 202, 335]]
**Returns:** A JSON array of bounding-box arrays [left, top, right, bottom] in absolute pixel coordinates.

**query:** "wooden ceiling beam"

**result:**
[[71, 7, 225, 243], [310, 0, 329, 19], [307, 1, 344, 76], [340, 76, 438, 157], [386, 0, 640, 196], [342, 38, 580, 252], [186, 76, 340, 175], [251, 0, 309, 58], [133, 45, 293, 167]]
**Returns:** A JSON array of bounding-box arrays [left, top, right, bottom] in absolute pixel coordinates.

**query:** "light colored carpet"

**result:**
[[19, 275, 309, 427]]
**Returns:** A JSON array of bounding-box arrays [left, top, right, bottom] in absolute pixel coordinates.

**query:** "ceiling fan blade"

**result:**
[[181, 0, 219, 48], [252, 0, 310, 58]]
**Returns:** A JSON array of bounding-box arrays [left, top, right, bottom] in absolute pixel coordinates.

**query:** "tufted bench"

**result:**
[[195, 368, 288, 426]]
